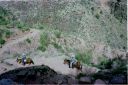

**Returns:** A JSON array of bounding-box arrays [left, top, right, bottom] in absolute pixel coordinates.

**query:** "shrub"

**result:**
[[5, 30, 12, 38], [95, 57, 111, 69], [0, 38, 5, 45], [38, 46, 46, 52], [94, 57, 127, 73], [53, 43, 62, 49], [95, 13, 100, 19], [33, 23, 45, 29], [0, 6, 11, 25], [111, 57, 127, 74], [38, 24, 44, 29], [76, 73, 86, 79], [76, 51, 92, 65], [26, 38, 31, 43], [21, 28, 30, 32], [15, 21, 29, 32], [54, 30, 61, 38], [0, 16, 9, 25], [109, 0, 127, 22], [39, 33, 49, 52], [120, 34, 124, 38]]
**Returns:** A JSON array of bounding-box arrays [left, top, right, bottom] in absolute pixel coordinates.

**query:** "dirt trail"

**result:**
[[0, 55, 98, 76], [0, 29, 98, 76], [0, 29, 40, 57]]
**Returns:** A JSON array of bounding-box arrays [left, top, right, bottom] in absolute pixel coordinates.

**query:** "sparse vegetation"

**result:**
[[35, 23, 44, 29], [54, 30, 61, 38], [26, 38, 31, 44], [76, 51, 92, 65], [4, 29, 12, 38], [53, 43, 62, 49], [0, 28, 13, 46], [76, 73, 86, 79], [109, 0, 127, 22], [95, 13, 100, 19], [38, 33, 49, 52], [15, 21, 29, 32], [0, 6, 12, 25], [0, 38, 5, 45]]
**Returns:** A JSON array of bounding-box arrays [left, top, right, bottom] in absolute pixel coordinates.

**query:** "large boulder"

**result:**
[[0, 65, 77, 84]]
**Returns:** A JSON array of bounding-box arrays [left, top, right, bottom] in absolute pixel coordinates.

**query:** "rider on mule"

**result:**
[[22, 53, 27, 65], [69, 53, 77, 68]]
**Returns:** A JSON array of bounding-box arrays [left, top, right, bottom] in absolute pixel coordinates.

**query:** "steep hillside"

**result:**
[[0, 6, 14, 47], [0, 0, 127, 84], [0, 0, 126, 51]]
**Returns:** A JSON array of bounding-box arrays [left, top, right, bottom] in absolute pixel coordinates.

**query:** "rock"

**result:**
[[79, 76, 92, 84], [94, 79, 106, 85], [68, 77, 78, 84], [0, 65, 79, 84], [0, 79, 15, 85], [109, 74, 126, 84], [17, 70, 27, 76], [52, 74, 68, 84]]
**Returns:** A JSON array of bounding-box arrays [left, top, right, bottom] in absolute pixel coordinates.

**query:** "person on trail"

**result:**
[[21, 53, 27, 65], [69, 53, 77, 68]]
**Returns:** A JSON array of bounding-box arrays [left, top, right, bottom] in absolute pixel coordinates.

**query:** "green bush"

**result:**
[[76, 51, 92, 65], [0, 6, 11, 25], [15, 21, 29, 32], [16, 22, 24, 29], [39, 33, 49, 52], [33, 23, 45, 29], [92, 57, 127, 80], [95, 13, 100, 19], [26, 38, 31, 43], [0, 38, 5, 45], [0, 28, 12, 41], [94, 57, 127, 74], [53, 43, 62, 49], [54, 30, 61, 38], [76, 73, 86, 79], [5, 30, 12, 38], [0, 16, 9, 25], [94, 58, 111, 69], [38, 46, 46, 52], [109, 0, 127, 22]]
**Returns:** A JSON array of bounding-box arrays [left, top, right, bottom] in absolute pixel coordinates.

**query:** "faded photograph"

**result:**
[[0, 0, 127, 84]]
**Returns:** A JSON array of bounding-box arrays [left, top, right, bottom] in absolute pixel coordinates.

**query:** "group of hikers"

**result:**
[[19, 52, 80, 69]]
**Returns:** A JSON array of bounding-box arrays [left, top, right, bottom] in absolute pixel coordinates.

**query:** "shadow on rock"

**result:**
[[0, 65, 77, 84]]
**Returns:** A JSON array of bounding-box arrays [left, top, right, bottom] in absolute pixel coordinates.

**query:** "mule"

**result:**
[[64, 59, 82, 71], [16, 57, 34, 66]]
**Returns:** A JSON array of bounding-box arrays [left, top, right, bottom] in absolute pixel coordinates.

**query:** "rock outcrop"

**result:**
[[0, 65, 77, 84]]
